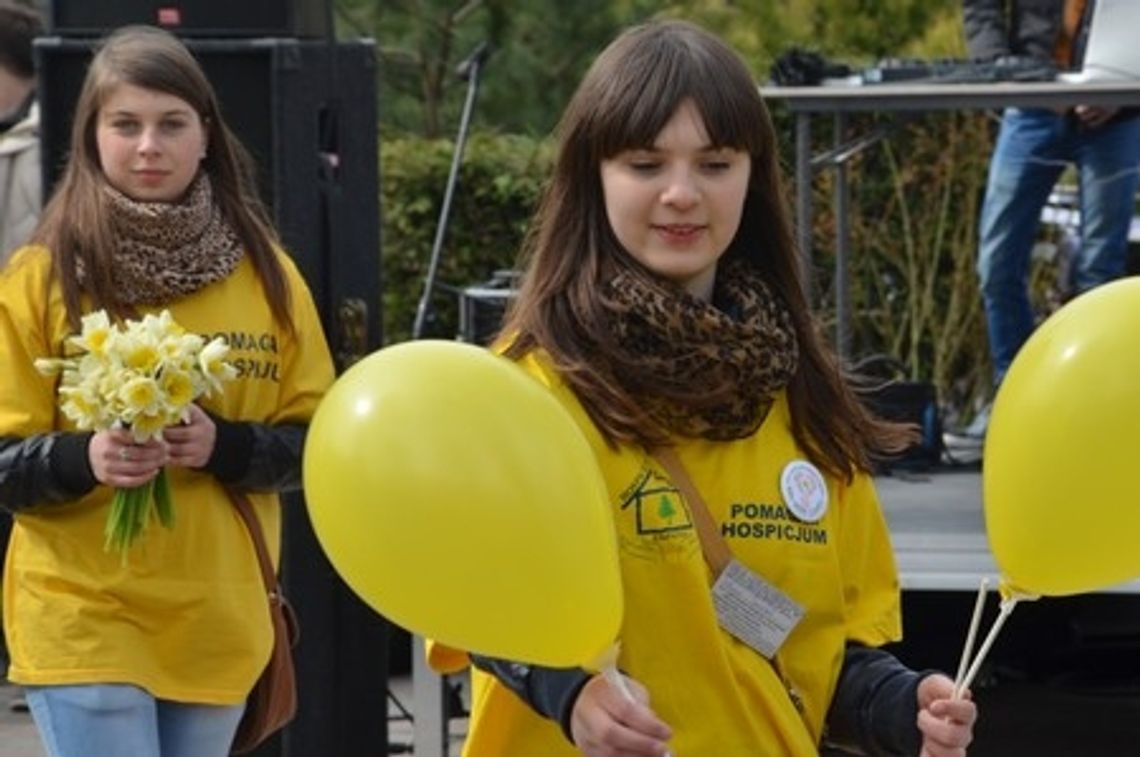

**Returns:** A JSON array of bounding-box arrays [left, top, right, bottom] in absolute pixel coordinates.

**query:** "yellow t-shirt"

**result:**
[[455, 353, 902, 756], [0, 245, 334, 704]]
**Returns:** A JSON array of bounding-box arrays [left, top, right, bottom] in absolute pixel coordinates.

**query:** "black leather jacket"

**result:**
[[962, 0, 1085, 65], [0, 417, 307, 514]]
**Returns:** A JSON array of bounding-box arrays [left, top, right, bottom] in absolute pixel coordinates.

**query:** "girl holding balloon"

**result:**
[[457, 19, 978, 757]]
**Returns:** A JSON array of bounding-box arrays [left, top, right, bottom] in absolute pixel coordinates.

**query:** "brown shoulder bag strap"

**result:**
[[651, 447, 732, 576], [226, 487, 280, 596]]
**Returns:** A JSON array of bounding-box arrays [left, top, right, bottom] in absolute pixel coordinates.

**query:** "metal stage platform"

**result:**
[[877, 466, 994, 591], [876, 466, 1140, 594]]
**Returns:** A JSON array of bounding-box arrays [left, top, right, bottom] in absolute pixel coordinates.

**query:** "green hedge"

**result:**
[[380, 132, 554, 344]]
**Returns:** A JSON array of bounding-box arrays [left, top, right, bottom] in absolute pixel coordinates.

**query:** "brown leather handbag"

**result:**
[[228, 488, 299, 754]]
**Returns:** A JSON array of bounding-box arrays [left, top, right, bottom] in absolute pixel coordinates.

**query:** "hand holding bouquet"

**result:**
[[36, 309, 236, 554]]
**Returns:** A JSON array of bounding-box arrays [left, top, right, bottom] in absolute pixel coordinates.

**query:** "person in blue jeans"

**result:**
[[979, 107, 1140, 382], [951, 0, 1140, 449]]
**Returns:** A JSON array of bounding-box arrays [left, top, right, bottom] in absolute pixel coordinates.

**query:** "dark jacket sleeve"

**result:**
[[823, 643, 931, 757], [0, 432, 97, 514], [962, 0, 1012, 60], [1, 417, 307, 514], [469, 655, 592, 743], [202, 414, 307, 493]]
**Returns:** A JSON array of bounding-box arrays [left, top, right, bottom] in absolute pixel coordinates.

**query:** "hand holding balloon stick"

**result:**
[[591, 642, 674, 757], [951, 579, 1036, 699]]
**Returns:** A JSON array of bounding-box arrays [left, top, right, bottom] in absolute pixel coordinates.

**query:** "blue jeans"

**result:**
[[977, 108, 1140, 382], [25, 684, 245, 757]]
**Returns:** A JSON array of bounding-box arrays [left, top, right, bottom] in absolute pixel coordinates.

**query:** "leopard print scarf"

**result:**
[[90, 173, 243, 304], [600, 258, 799, 441]]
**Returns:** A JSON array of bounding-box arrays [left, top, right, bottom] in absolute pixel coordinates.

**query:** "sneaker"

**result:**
[[9, 694, 28, 713], [942, 403, 990, 464]]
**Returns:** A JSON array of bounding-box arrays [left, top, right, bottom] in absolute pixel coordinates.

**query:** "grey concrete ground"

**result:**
[[0, 684, 40, 757]]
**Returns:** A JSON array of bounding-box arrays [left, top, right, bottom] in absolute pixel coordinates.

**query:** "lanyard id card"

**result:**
[[712, 558, 805, 659], [652, 447, 809, 711], [653, 448, 807, 659]]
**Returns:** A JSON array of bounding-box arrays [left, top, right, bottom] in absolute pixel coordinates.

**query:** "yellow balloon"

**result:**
[[984, 277, 1140, 595], [303, 340, 622, 667]]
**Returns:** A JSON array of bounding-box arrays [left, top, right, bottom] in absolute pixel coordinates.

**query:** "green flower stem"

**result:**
[[105, 488, 126, 551], [104, 470, 175, 555], [153, 468, 174, 528]]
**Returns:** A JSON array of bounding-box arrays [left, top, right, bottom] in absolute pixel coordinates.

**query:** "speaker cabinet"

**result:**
[[46, 0, 330, 38], [35, 37, 379, 328]]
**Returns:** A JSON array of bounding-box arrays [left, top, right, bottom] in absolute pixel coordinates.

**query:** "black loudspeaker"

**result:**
[[35, 37, 379, 327], [46, 0, 330, 38], [855, 355, 944, 473]]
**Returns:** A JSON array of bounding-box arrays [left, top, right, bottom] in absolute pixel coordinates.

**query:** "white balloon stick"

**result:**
[[959, 597, 1020, 694], [953, 577, 989, 699], [597, 644, 673, 757]]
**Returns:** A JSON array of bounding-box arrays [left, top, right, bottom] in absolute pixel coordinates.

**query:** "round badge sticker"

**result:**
[[780, 460, 828, 523]]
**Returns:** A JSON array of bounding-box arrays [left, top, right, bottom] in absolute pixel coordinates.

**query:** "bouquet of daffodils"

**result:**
[[36, 309, 236, 554]]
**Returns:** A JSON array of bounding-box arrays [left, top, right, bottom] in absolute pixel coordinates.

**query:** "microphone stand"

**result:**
[[410, 45, 492, 755], [411, 42, 491, 340]]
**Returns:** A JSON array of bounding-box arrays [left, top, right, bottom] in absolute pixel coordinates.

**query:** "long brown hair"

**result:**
[[501, 19, 911, 480], [32, 25, 292, 332]]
